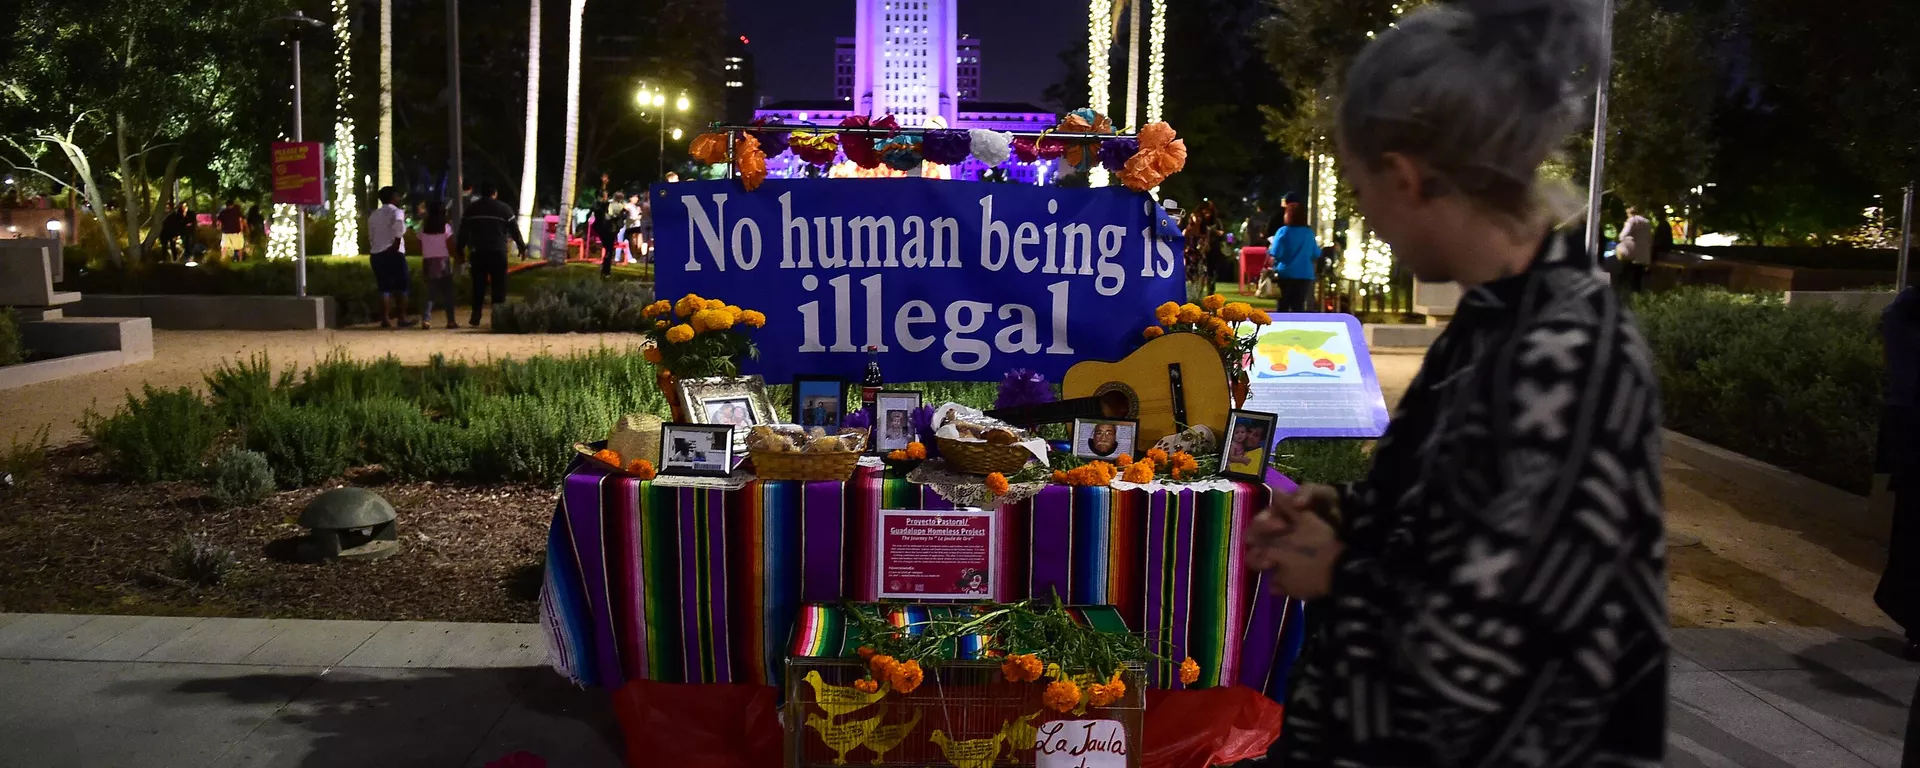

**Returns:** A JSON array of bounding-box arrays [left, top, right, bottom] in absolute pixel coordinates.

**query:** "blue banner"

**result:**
[[652, 179, 1185, 383]]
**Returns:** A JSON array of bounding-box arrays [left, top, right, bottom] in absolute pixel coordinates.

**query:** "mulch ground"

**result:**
[[0, 445, 552, 622]]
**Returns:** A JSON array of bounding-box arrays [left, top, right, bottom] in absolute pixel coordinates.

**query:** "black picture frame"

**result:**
[[1071, 417, 1141, 461], [791, 375, 847, 432], [658, 422, 736, 478], [1217, 409, 1279, 482], [870, 390, 924, 454]]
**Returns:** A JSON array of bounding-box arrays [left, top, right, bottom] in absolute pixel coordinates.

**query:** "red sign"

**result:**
[[271, 141, 325, 206], [875, 509, 995, 600]]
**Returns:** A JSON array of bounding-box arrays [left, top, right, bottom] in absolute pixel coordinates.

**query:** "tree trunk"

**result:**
[[378, 0, 394, 188], [517, 0, 543, 243], [51, 138, 121, 265], [115, 114, 146, 264], [143, 155, 183, 252], [557, 0, 586, 236]]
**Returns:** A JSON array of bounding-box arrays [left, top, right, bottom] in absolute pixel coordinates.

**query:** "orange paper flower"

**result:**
[[1179, 657, 1201, 685], [985, 472, 1010, 496], [1142, 326, 1164, 340], [853, 678, 880, 693], [1201, 294, 1225, 312], [689, 133, 731, 165], [1042, 679, 1083, 713], [1001, 653, 1043, 683], [1054, 111, 1115, 167], [737, 133, 769, 192], [1120, 122, 1188, 192], [625, 459, 656, 480]]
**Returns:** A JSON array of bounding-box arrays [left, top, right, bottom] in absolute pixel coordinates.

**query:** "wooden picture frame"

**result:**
[[791, 375, 847, 432], [1218, 409, 1279, 482], [1071, 417, 1141, 461], [870, 390, 924, 454], [658, 423, 735, 478]]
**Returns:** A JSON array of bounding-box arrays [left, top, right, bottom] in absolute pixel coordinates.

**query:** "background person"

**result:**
[[158, 203, 188, 262], [416, 200, 457, 330], [1268, 194, 1320, 313], [1616, 206, 1653, 294], [456, 181, 527, 327], [245, 203, 265, 256], [216, 198, 246, 262], [1243, 0, 1668, 764], [367, 186, 412, 328]]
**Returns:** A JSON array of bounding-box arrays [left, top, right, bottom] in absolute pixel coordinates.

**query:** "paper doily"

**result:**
[[906, 461, 1049, 508], [653, 468, 755, 491]]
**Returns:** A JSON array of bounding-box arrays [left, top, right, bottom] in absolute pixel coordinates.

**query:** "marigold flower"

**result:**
[[906, 442, 928, 460], [1169, 451, 1201, 480], [1114, 454, 1133, 467], [1179, 657, 1201, 685], [853, 678, 880, 693], [869, 654, 898, 679], [1143, 326, 1164, 340], [1042, 679, 1083, 713], [625, 459, 656, 479], [665, 324, 695, 344], [985, 472, 1010, 496], [1089, 670, 1126, 706], [1221, 302, 1253, 322], [889, 659, 925, 694], [725, 304, 744, 321], [741, 310, 768, 328], [1001, 653, 1044, 683], [654, 320, 669, 329], [1201, 294, 1225, 312], [1122, 459, 1156, 484], [1146, 447, 1169, 466], [1251, 309, 1273, 325], [887, 449, 909, 460], [593, 449, 621, 466], [857, 645, 877, 660], [704, 298, 727, 311], [704, 310, 736, 331], [642, 346, 664, 364], [675, 294, 705, 318], [1176, 303, 1204, 324], [1155, 301, 1180, 326], [642, 303, 663, 319], [1051, 470, 1069, 484]]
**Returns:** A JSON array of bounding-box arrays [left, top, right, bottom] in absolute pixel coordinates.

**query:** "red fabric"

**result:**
[[1238, 246, 1270, 293], [610, 680, 782, 768], [609, 680, 1282, 768]]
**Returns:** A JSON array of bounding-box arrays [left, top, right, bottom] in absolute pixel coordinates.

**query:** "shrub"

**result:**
[[1275, 439, 1372, 486], [1633, 288, 1883, 493], [3, 425, 51, 482], [84, 385, 222, 482], [246, 402, 360, 488], [207, 448, 276, 507], [168, 534, 236, 587], [0, 309, 24, 366], [492, 279, 655, 333], [205, 353, 292, 427]]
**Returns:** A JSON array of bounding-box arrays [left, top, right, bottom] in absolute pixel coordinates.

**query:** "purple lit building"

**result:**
[[756, 0, 1058, 184]]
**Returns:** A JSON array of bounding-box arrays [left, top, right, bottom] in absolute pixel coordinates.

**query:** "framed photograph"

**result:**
[[677, 375, 777, 445], [659, 423, 735, 478], [1218, 409, 1279, 482], [792, 376, 847, 432], [1071, 418, 1139, 461], [871, 390, 924, 453]]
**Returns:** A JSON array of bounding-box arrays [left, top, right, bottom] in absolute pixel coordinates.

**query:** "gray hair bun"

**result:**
[[1338, 0, 1602, 219]]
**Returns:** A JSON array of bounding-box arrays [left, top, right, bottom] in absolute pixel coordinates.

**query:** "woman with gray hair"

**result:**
[[1245, 0, 1667, 764]]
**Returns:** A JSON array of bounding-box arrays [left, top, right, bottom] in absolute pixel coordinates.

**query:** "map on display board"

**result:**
[[1240, 313, 1391, 441]]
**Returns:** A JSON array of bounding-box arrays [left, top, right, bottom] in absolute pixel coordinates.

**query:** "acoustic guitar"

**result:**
[[985, 332, 1231, 446]]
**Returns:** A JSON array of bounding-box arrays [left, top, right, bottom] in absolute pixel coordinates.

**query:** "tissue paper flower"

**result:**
[[995, 369, 1055, 410], [970, 130, 1013, 165], [922, 129, 973, 166]]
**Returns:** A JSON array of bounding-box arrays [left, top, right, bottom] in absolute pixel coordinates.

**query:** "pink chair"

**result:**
[[1238, 247, 1269, 293]]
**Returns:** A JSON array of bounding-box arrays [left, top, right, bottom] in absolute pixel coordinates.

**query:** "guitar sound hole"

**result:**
[[1093, 383, 1139, 418]]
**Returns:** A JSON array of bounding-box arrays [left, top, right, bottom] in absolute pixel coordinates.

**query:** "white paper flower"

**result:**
[[969, 130, 1014, 166]]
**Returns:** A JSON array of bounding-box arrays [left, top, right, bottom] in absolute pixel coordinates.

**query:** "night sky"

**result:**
[[729, 0, 1081, 107]]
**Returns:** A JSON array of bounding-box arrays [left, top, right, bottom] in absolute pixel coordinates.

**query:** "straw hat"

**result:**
[[574, 413, 665, 473]]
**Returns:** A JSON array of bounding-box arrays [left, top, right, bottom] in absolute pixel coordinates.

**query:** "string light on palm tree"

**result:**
[[330, 0, 359, 256]]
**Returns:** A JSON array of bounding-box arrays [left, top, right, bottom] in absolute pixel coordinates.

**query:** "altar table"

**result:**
[[539, 461, 1308, 701]]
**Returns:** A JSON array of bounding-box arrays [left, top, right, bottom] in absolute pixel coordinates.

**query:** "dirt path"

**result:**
[[3, 321, 643, 450]]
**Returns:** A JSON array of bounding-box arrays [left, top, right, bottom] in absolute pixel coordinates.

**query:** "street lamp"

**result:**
[[635, 82, 691, 181], [270, 10, 325, 297]]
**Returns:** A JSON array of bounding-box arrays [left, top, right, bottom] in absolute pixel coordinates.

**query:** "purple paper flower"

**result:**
[[922, 130, 973, 166], [995, 369, 1055, 411], [1099, 137, 1139, 173], [910, 404, 941, 456], [843, 409, 872, 431], [751, 118, 791, 158]]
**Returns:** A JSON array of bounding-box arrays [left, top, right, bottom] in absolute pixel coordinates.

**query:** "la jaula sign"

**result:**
[[1035, 719, 1129, 768]]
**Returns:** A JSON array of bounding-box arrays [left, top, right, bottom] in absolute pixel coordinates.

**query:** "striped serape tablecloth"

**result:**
[[539, 461, 1307, 699]]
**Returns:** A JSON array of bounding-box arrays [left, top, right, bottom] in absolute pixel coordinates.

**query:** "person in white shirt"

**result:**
[[1616, 206, 1654, 294], [367, 187, 413, 328]]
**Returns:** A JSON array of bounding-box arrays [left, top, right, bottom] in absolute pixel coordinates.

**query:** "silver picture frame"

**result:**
[[676, 375, 777, 450]]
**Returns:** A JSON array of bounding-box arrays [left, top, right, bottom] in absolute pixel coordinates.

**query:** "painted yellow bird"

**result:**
[[803, 670, 889, 720], [860, 705, 923, 764], [807, 710, 885, 766], [930, 729, 1006, 768], [998, 711, 1041, 763]]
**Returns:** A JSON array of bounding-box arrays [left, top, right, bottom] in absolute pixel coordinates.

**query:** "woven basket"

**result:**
[[938, 437, 1035, 475], [751, 450, 862, 482]]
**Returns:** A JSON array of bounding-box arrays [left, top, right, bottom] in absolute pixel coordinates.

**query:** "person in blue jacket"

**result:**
[[1267, 194, 1320, 313]]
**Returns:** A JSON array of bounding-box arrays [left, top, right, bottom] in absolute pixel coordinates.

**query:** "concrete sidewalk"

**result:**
[[0, 613, 1914, 767]]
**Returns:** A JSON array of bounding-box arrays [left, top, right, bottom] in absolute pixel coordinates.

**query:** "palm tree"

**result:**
[[331, 0, 359, 255], [557, 0, 585, 256], [377, 0, 393, 187], [517, 0, 542, 244]]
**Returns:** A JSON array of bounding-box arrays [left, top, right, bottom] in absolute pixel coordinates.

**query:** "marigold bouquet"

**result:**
[[641, 293, 767, 378], [1144, 294, 1272, 393]]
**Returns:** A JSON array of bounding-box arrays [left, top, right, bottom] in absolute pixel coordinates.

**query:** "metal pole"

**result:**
[[1901, 182, 1915, 290], [659, 120, 665, 181], [447, 0, 464, 223], [293, 22, 307, 298], [1584, 0, 1616, 259]]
